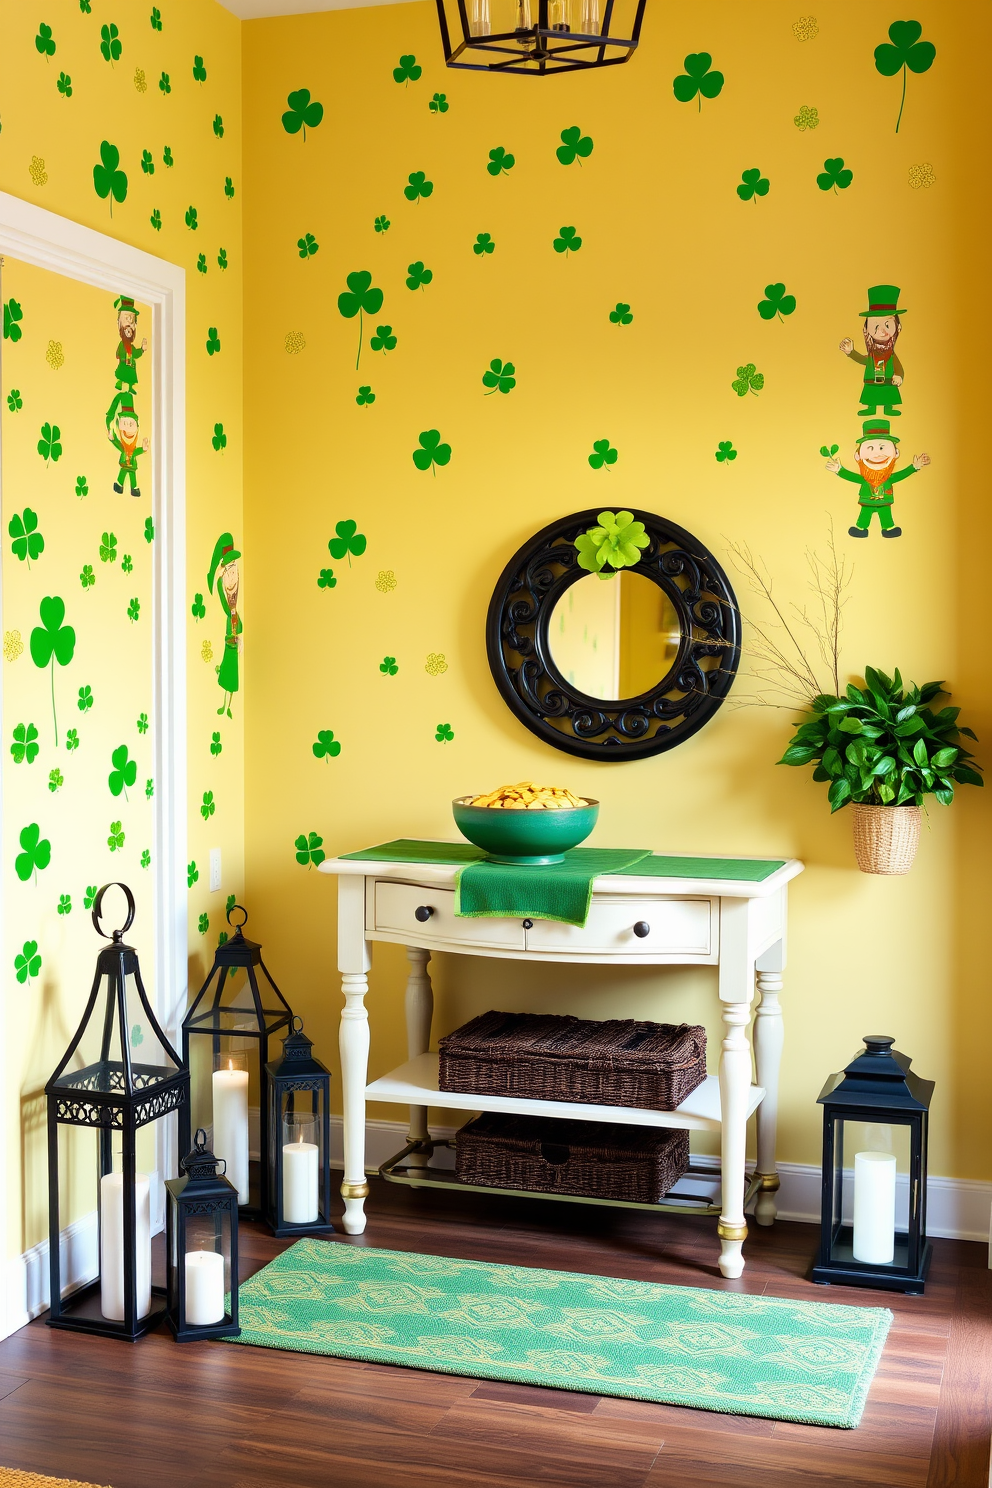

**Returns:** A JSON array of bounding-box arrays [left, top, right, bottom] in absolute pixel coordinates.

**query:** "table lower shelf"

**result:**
[[365, 1052, 765, 1133]]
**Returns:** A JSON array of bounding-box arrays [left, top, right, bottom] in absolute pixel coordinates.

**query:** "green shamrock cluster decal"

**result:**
[[201, 790, 215, 820], [58, 894, 72, 915], [379, 656, 399, 675], [108, 820, 125, 852], [758, 283, 796, 321], [393, 55, 421, 84], [100, 24, 122, 64], [874, 20, 935, 132], [31, 596, 75, 744], [474, 233, 495, 256], [412, 429, 451, 475], [554, 226, 582, 255], [58, 72, 73, 99], [211, 731, 223, 756], [93, 141, 127, 214], [429, 93, 448, 114], [329, 519, 367, 566], [49, 769, 64, 793], [817, 158, 853, 193], [4, 299, 24, 342], [356, 386, 375, 407], [406, 261, 433, 291], [609, 303, 633, 326], [738, 168, 769, 202], [15, 941, 42, 985], [557, 126, 593, 165], [65, 729, 79, 752], [9, 509, 44, 566], [185, 205, 198, 231], [574, 511, 648, 576], [313, 730, 341, 759], [673, 52, 724, 109], [588, 438, 618, 471], [318, 567, 336, 589], [338, 271, 384, 369], [108, 744, 137, 798], [298, 232, 319, 259], [483, 359, 516, 395], [38, 423, 62, 464], [405, 171, 433, 201], [374, 215, 390, 234], [36, 23, 56, 58], [193, 55, 207, 83], [16, 823, 51, 883], [76, 476, 88, 497], [206, 327, 221, 355], [11, 724, 40, 764], [732, 363, 764, 396], [188, 861, 199, 887], [7, 389, 23, 411], [282, 89, 324, 139], [212, 423, 227, 451], [435, 723, 454, 743], [295, 831, 325, 868], [371, 325, 397, 353], [715, 440, 738, 464], [487, 147, 514, 177]]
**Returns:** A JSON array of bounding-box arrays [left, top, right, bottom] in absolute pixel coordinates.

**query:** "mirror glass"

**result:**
[[547, 570, 681, 701]]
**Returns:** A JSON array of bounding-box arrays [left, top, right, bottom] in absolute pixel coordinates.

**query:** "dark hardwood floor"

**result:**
[[0, 1179, 989, 1488]]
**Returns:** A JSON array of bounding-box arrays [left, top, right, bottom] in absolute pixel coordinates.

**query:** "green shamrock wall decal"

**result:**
[[715, 440, 738, 463], [191, 592, 206, 619], [100, 24, 122, 63], [49, 768, 63, 793], [137, 712, 149, 734], [487, 147, 514, 177], [151, 8, 162, 30], [127, 597, 140, 623], [379, 656, 399, 675], [99, 531, 117, 563], [79, 564, 95, 589], [370, 324, 397, 353], [738, 167, 769, 202], [57, 72, 73, 98], [197, 913, 209, 935], [36, 22, 57, 58], [76, 476, 88, 496], [201, 790, 215, 820], [212, 423, 227, 451], [4, 300, 24, 342], [575, 511, 648, 576], [83, 885, 97, 909], [65, 728, 79, 751], [9, 508, 44, 566], [93, 141, 127, 215], [337, 270, 384, 370], [224, 176, 234, 198], [31, 596, 75, 745], [874, 20, 935, 132], [393, 54, 422, 84], [108, 820, 125, 852], [819, 442, 840, 458], [121, 553, 133, 575], [356, 385, 376, 407], [150, 209, 162, 232], [11, 723, 40, 764], [557, 126, 593, 165], [329, 519, 367, 565], [37, 423, 62, 464], [282, 88, 324, 140], [758, 283, 796, 321], [412, 429, 451, 475], [673, 52, 724, 109], [298, 232, 319, 259], [218, 248, 228, 270], [406, 261, 433, 291], [732, 363, 764, 396], [108, 744, 137, 798], [226, 894, 237, 915], [483, 358, 516, 395], [295, 831, 326, 869], [159, 71, 171, 94], [588, 439, 618, 471], [58, 894, 72, 916], [78, 685, 93, 711], [210, 731, 222, 756], [187, 860, 198, 887], [474, 232, 495, 256], [429, 92, 448, 114], [185, 205, 198, 231], [374, 215, 391, 234], [313, 729, 341, 760], [141, 849, 150, 868], [192, 54, 207, 82], [146, 777, 153, 798], [206, 327, 221, 355], [404, 171, 434, 201], [213, 114, 224, 138], [16, 824, 51, 883], [553, 226, 582, 255], [8, 390, 23, 412], [817, 158, 853, 193], [15, 941, 42, 985], [317, 568, 336, 589], [196, 254, 207, 275], [141, 149, 155, 175], [609, 302, 633, 326], [144, 516, 154, 542], [435, 723, 455, 742]]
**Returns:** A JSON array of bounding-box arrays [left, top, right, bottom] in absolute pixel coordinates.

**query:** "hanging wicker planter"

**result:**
[[851, 803, 921, 875]]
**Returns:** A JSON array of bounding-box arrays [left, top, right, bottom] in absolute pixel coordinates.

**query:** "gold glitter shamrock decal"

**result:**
[[285, 331, 306, 354], [375, 570, 397, 593], [46, 340, 64, 371], [792, 16, 818, 41], [4, 631, 24, 662], [794, 105, 819, 131], [30, 157, 48, 187], [908, 163, 935, 189], [424, 653, 448, 676], [201, 640, 214, 663]]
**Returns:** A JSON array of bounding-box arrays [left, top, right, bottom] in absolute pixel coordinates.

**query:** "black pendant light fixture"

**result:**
[[436, 0, 647, 75]]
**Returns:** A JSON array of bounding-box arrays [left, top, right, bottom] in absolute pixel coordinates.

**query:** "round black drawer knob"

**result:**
[[633, 921, 651, 938], [414, 905, 434, 923], [522, 919, 534, 930]]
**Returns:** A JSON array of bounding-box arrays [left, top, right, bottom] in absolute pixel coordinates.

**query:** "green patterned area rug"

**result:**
[[229, 1240, 891, 1428]]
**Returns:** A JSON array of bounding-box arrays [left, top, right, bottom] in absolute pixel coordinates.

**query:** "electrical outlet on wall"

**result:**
[[209, 848, 222, 893]]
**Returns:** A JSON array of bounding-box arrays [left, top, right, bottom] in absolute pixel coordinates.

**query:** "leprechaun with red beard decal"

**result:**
[[825, 419, 930, 539]]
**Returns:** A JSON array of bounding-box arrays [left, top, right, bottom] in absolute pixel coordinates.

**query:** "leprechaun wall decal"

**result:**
[[839, 284, 906, 418], [208, 533, 242, 718], [825, 419, 930, 540], [106, 395, 149, 495]]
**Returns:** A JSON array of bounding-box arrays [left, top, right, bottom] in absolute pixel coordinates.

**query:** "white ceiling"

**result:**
[[219, 0, 420, 17]]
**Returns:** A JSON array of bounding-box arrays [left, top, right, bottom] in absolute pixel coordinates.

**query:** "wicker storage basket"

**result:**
[[851, 803, 921, 875], [455, 1112, 690, 1204], [438, 1011, 707, 1112]]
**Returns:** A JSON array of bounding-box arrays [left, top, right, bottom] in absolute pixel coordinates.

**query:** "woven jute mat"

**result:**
[[0, 1471, 112, 1488]]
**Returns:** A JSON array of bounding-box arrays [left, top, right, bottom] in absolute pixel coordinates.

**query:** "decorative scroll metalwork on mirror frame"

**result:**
[[486, 509, 741, 761]]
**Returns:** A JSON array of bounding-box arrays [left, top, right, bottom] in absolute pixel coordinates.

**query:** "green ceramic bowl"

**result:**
[[452, 796, 600, 865]]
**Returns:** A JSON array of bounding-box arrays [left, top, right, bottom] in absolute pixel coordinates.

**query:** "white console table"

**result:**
[[319, 849, 804, 1279]]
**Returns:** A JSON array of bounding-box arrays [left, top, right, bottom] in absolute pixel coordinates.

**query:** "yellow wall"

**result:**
[[1, 0, 245, 1260], [242, 0, 991, 1181]]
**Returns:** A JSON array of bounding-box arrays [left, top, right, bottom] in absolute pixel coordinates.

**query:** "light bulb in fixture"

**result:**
[[470, 0, 492, 36]]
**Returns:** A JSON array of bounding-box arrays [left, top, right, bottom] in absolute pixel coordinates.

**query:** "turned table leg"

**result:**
[[405, 947, 434, 1169], [339, 972, 370, 1233], [718, 1000, 752, 1279], [753, 946, 785, 1227]]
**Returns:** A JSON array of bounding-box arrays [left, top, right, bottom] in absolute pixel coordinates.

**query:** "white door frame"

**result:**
[[0, 191, 186, 1336]]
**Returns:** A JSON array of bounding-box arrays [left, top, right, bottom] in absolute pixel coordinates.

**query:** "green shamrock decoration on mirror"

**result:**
[[574, 511, 649, 579], [817, 158, 853, 193], [337, 271, 384, 370], [282, 89, 324, 140], [758, 283, 796, 321], [874, 21, 935, 132], [673, 52, 724, 110], [30, 596, 75, 745]]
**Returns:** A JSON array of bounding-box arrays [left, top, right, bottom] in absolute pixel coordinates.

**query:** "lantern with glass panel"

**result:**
[[265, 1017, 333, 1238], [812, 1035, 933, 1294], [166, 1129, 240, 1342]]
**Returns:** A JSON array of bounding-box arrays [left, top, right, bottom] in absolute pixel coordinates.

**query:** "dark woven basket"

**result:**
[[455, 1113, 690, 1204], [438, 1011, 706, 1112]]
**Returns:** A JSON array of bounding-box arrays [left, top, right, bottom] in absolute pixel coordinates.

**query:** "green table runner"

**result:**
[[340, 841, 786, 928]]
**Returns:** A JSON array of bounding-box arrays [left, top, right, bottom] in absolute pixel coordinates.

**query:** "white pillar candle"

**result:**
[[184, 1249, 226, 1327], [100, 1171, 151, 1321], [852, 1150, 897, 1264], [282, 1141, 319, 1224], [212, 1064, 249, 1204]]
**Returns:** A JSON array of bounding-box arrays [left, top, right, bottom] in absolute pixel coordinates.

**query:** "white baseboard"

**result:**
[[4, 1208, 99, 1339]]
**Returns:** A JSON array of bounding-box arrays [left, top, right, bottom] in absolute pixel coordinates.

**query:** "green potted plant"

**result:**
[[779, 667, 983, 874]]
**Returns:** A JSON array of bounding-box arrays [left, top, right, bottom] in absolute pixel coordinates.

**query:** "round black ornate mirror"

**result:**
[[486, 509, 741, 761]]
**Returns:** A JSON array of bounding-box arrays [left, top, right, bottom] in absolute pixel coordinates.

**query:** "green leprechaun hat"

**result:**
[[207, 532, 242, 593], [855, 418, 900, 446], [859, 284, 907, 317], [105, 391, 137, 427], [114, 295, 139, 317]]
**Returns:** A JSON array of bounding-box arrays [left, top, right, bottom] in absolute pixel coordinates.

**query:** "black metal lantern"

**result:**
[[46, 884, 188, 1340], [266, 1017, 333, 1238], [166, 1129, 240, 1342], [180, 906, 293, 1221], [812, 1035, 933, 1294], [436, 0, 647, 75]]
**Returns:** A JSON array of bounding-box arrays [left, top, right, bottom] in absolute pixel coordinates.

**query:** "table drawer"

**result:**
[[372, 881, 527, 950], [525, 897, 714, 957]]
